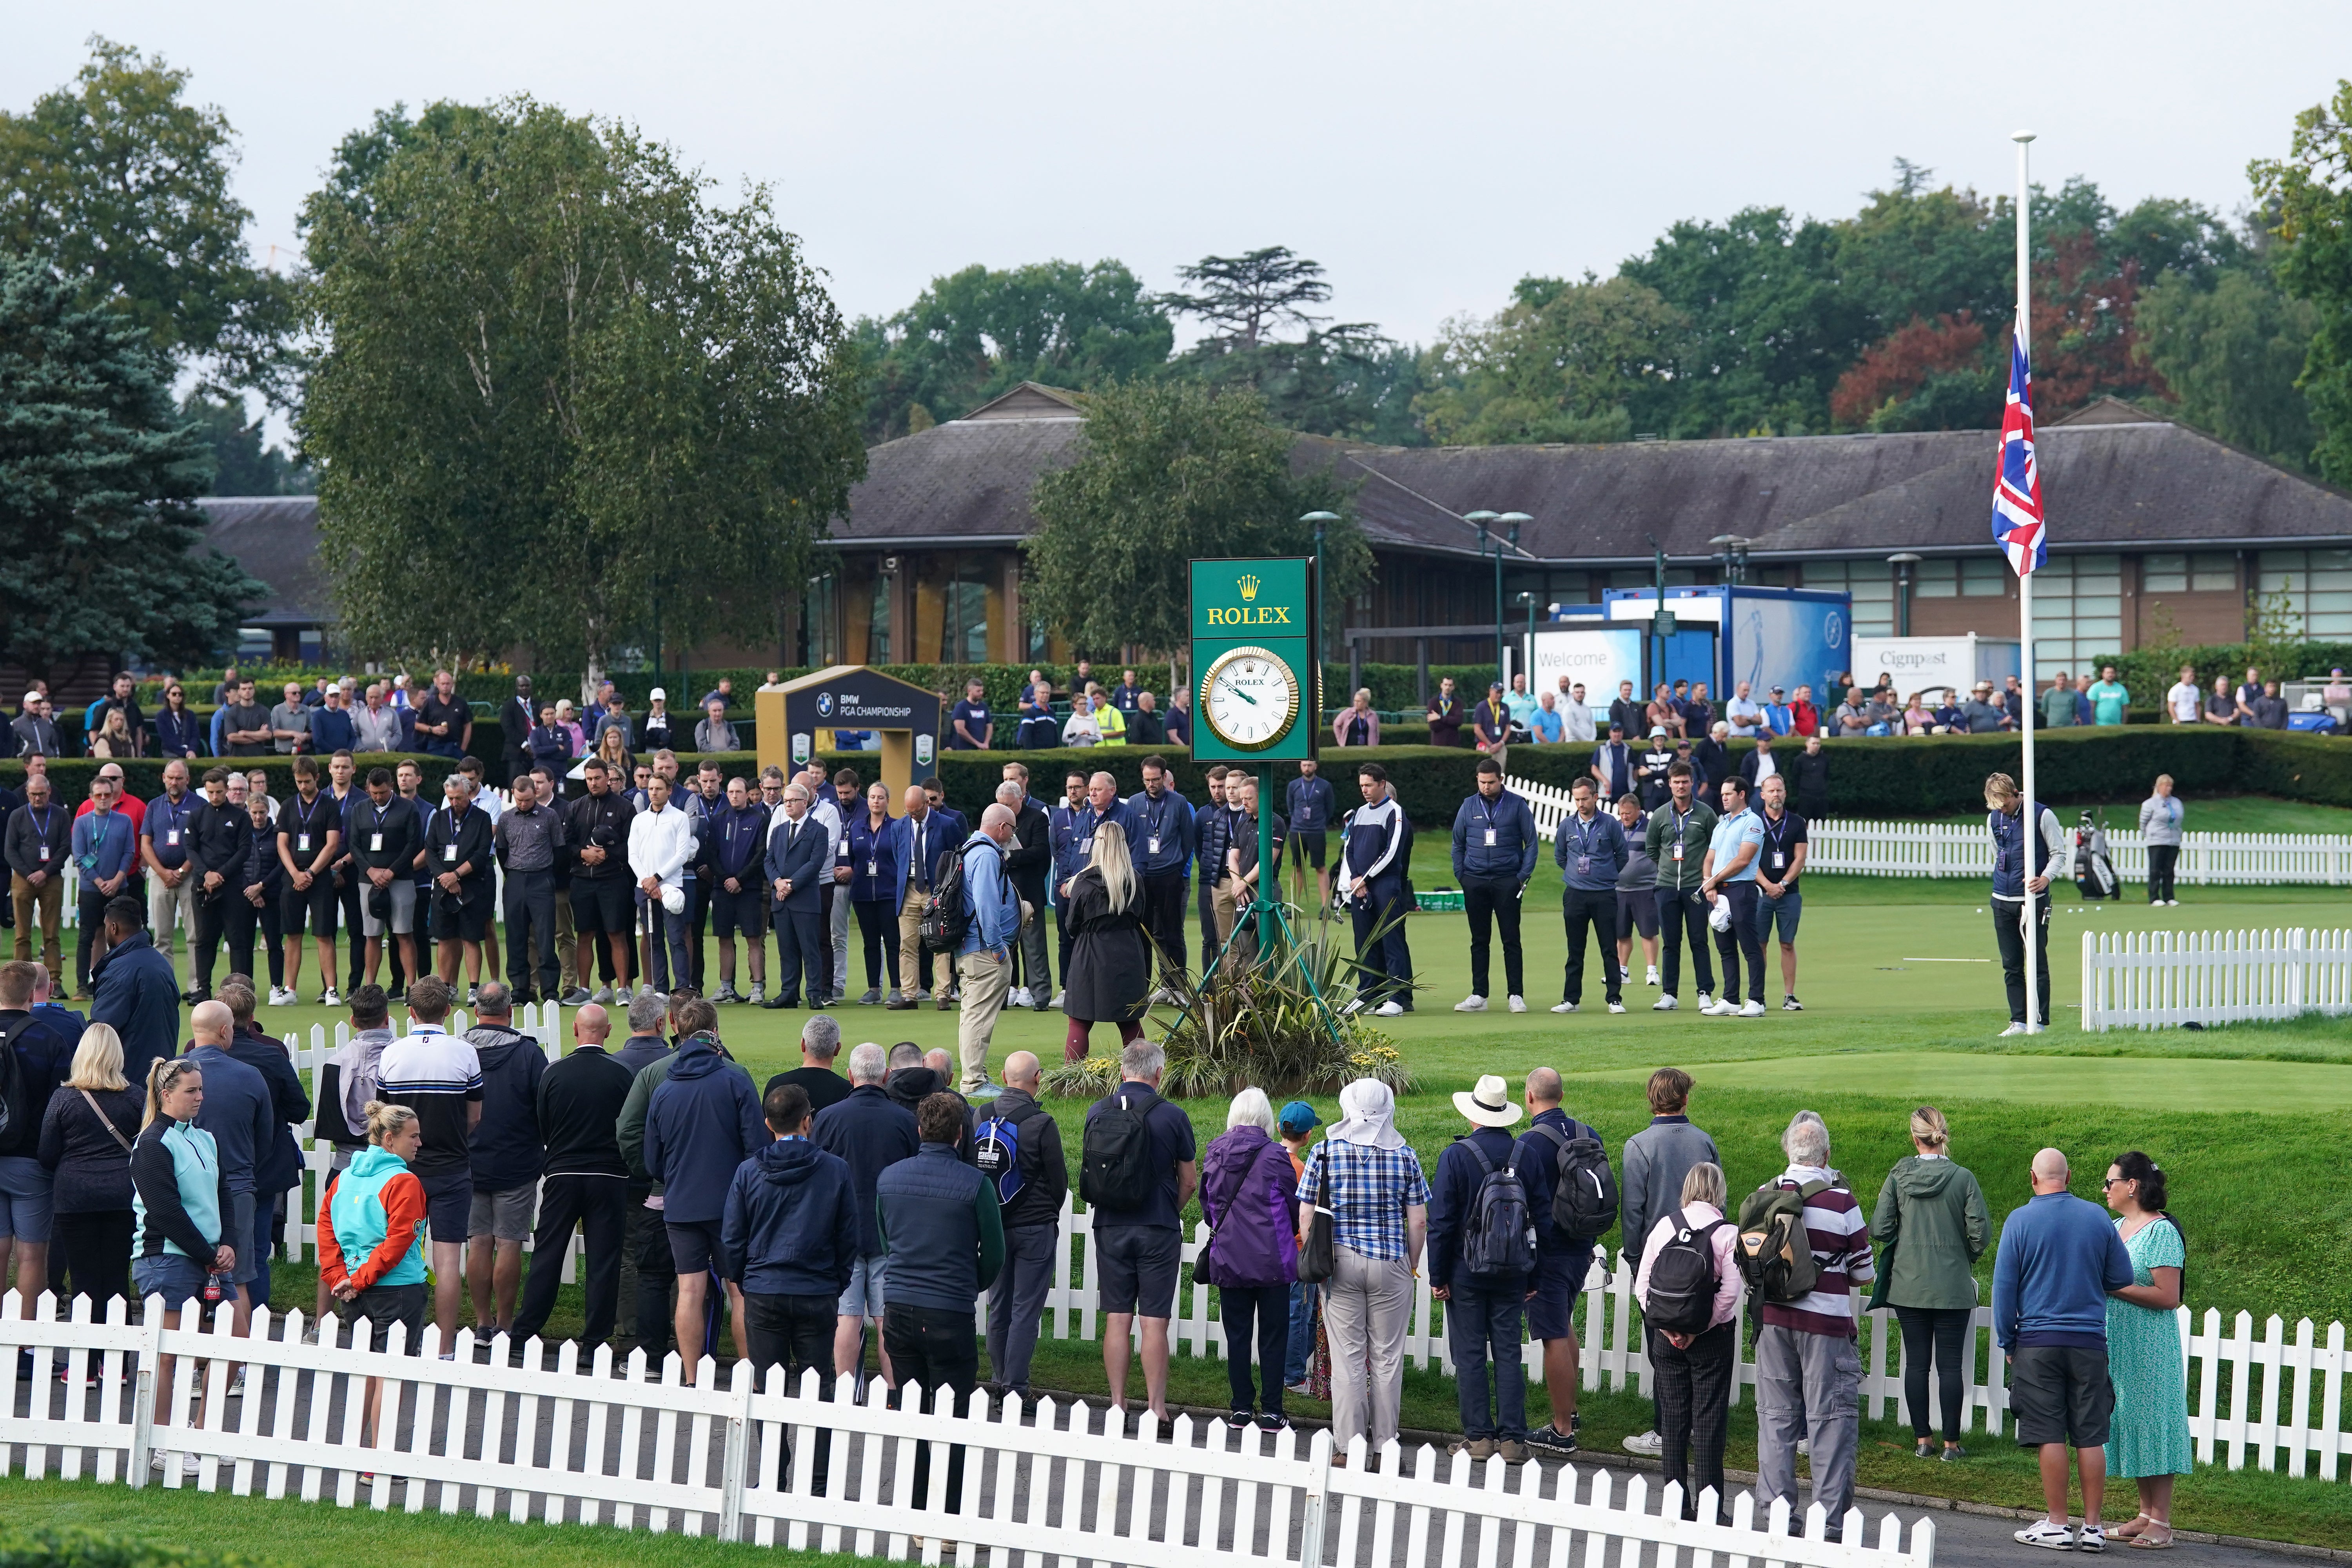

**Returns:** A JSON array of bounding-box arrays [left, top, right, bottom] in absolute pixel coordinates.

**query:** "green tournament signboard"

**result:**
[[1189, 556, 1318, 763]]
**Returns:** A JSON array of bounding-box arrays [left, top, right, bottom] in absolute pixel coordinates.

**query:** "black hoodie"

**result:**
[[465, 1023, 546, 1190], [720, 1136, 859, 1296], [886, 1065, 977, 1167]]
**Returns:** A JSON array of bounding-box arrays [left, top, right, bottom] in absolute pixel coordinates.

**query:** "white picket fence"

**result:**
[[0, 1293, 1937, 1568], [1505, 780, 2352, 886], [2080, 927, 2352, 1031]]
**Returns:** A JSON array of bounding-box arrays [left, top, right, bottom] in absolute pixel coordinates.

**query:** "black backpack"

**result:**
[[0, 1017, 33, 1156], [1532, 1123, 1619, 1239], [1080, 1093, 1159, 1213], [1735, 1178, 1830, 1303], [1458, 1138, 1537, 1277], [1643, 1218, 1725, 1334], [918, 842, 980, 953]]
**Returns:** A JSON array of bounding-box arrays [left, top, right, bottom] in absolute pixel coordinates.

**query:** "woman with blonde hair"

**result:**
[[1058, 821, 1150, 1062], [88, 708, 137, 759], [319, 1101, 430, 1444], [37, 1023, 144, 1312], [1334, 689, 1380, 748], [1200, 1086, 1300, 1430], [594, 722, 632, 781], [1867, 1105, 1990, 1459]]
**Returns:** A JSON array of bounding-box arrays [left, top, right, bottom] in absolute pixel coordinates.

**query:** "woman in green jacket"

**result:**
[[1868, 1105, 1990, 1459]]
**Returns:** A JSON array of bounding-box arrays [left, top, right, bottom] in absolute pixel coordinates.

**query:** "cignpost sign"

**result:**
[[1189, 557, 1317, 763]]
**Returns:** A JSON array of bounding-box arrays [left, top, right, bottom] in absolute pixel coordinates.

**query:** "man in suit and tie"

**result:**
[[1590, 722, 1635, 802], [886, 784, 954, 1011], [765, 782, 831, 1008], [499, 677, 536, 790]]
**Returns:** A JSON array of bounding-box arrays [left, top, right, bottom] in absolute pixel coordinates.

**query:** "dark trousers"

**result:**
[[1657, 885, 1715, 999], [512, 1174, 627, 1346], [1348, 875, 1411, 1005], [2147, 844, 2178, 902], [1894, 1303, 1974, 1442], [1218, 1281, 1291, 1417], [1011, 882, 1049, 996], [1194, 874, 1218, 975], [51, 1208, 134, 1312], [1710, 882, 1765, 1004], [1140, 871, 1188, 982], [1560, 886, 1622, 1004], [74, 887, 112, 993], [883, 1304, 978, 1513], [502, 868, 560, 1002], [773, 905, 826, 1003], [686, 878, 710, 991], [190, 889, 232, 993], [630, 1196, 677, 1359], [336, 872, 367, 992], [747, 1291, 838, 1492], [1462, 875, 1524, 1000], [985, 1223, 1057, 1393], [1652, 1320, 1736, 1521], [1993, 893, 2052, 1025], [646, 901, 691, 993], [853, 898, 900, 991], [1447, 1279, 1527, 1441], [225, 893, 285, 988]]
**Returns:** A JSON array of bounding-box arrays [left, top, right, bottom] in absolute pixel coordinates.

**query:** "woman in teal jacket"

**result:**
[[319, 1101, 430, 1446], [129, 1056, 234, 1474], [1868, 1105, 1991, 1459]]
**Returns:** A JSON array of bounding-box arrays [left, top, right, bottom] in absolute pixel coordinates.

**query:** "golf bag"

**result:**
[[2073, 812, 2120, 901]]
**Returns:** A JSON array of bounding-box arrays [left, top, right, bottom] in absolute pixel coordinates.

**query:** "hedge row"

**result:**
[[2092, 640, 2352, 710]]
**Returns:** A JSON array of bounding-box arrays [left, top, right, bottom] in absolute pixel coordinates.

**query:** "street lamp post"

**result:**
[[1301, 511, 1339, 708], [1887, 552, 1922, 638], [1464, 511, 1530, 698]]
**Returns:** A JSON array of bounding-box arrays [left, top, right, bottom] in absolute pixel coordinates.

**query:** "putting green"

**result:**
[[1566, 1050, 2335, 1113]]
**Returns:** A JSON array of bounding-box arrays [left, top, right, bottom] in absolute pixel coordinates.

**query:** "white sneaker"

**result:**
[[748, 984, 766, 1004], [1607, 1002, 1627, 1014], [1782, 996, 1803, 1011], [1696, 992, 1714, 1011], [1998, 1022, 2028, 1037], [1621, 1430, 1662, 1456], [615, 985, 632, 1004], [2077, 1524, 2106, 1554], [1550, 1001, 1578, 1014], [1651, 995, 1677, 1011], [1708, 999, 1741, 1017], [1011, 986, 1032, 1008], [1506, 995, 1526, 1013], [269, 987, 292, 1006], [319, 987, 342, 1007], [1644, 966, 1660, 987], [1737, 1000, 1766, 1018], [1374, 1000, 1404, 1017], [2014, 1519, 2076, 1551], [1454, 995, 1487, 1013], [1050, 989, 1066, 1008], [590, 986, 613, 1004]]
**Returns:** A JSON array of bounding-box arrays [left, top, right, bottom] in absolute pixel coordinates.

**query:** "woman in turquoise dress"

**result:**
[[2103, 1150, 2191, 1548]]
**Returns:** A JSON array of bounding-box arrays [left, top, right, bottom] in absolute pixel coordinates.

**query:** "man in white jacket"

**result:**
[[629, 774, 697, 993]]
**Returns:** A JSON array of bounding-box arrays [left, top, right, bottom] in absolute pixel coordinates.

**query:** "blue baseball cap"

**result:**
[[1278, 1100, 1320, 1134]]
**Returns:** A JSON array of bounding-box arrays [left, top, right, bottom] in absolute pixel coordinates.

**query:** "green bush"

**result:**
[[2089, 640, 2352, 708], [0, 1529, 269, 1568]]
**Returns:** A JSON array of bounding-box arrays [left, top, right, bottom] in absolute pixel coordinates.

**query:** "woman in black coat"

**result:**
[[1060, 821, 1151, 1064], [36, 1022, 145, 1313]]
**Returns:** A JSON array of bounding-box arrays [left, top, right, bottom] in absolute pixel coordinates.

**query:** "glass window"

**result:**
[[942, 562, 989, 664], [868, 573, 892, 664], [1914, 559, 1957, 598], [2142, 554, 2187, 594], [803, 573, 838, 667], [2191, 552, 2237, 592], [1803, 561, 1894, 637], [1962, 557, 2005, 596]]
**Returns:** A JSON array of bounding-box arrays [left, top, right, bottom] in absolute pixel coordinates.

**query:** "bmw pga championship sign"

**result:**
[[1190, 557, 1318, 764]]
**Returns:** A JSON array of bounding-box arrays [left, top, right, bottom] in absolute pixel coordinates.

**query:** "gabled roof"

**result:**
[[838, 408, 1088, 545], [958, 381, 1084, 421]]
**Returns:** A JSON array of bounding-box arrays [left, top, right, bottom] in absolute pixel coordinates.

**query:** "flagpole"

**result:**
[[2013, 128, 2040, 1033]]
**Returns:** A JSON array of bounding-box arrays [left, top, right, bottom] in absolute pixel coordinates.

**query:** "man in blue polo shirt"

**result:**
[[949, 679, 993, 751], [1450, 757, 1537, 1014], [1700, 775, 1766, 1017]]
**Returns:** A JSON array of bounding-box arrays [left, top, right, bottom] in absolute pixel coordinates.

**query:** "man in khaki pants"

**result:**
[[5, 775, 70, 973], [954, 804, 1022, 1093], [888, 785, 954, 1009]]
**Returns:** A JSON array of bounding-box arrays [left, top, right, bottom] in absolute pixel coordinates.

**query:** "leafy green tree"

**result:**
[[1414, 274, 1687, 445], [1830, 163, 2013, 336], [0, 251, 264, 680], [299, 98, 866, 679], [2137, 256, 2318, 469], [1024, 380, 1370, 661], [1161, 247, 1334, 347], [858, 259, 1172, 440], [178, 391, 312, 495], [2253, 80, 2352, 485], [0, 37, 292, 397]]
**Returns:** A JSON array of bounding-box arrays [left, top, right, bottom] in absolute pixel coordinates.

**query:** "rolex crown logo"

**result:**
[[1238, 574, 1260, 601]]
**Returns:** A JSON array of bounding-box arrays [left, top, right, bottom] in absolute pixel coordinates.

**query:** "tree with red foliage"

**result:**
[[2029, 232, 2171, 414], [1830, 312, 1987, 428]]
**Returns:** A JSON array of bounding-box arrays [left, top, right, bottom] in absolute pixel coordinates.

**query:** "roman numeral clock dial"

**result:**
[[1200, 646, 1300, 751]]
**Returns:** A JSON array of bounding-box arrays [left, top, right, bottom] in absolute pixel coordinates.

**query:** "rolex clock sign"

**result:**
[[1189, 557, 1318, 762]]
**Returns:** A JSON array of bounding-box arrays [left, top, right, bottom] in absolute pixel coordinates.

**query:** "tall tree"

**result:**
[[2254, 80, 2352, 485], [299, 98, 866, 678], [178, 390, 312, 495], [858, 258, 1172, 440], [0, 37, 292, 398], [0, 251, 264, 680], [1414, 274, 1688, 445], [1024, 380, 1369, 659], [2136, 240, 2318, 470], [1162, 247, 1334, 348]]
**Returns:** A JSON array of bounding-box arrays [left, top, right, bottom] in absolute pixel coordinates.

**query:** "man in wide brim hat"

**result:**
[[1433, 1073, 1531, 1464], [1452, 1074, 1523, 1127]]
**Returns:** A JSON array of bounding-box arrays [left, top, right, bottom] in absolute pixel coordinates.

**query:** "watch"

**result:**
[[1198, 645, 1301, 751]]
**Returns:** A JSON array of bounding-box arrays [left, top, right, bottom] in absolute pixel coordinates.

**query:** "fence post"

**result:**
[[1296, 1426, 1334, 1568], [2080, 929, 2096, 1032], [127, 1303, 165, 1488], [719, 1366, 755, 1539]]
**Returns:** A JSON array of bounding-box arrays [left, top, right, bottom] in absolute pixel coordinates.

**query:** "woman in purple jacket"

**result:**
[[1199, 1087, 1301, 1432]]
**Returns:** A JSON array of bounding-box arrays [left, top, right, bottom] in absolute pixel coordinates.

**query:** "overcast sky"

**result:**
[[9, 1, 2350, 350]]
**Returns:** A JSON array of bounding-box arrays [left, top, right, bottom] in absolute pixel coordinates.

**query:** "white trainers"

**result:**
[[1374, 1000, 1404, 1018], [1550, 1001, 1578, 1014], [1737, 1000, 1766, 1018], [1050, 988, 1066, 1008], [319, 987, 342, 1007], [1696, 992, 1714, 1012], [268, 986, 293, 1006], [2014, 1520, 2076, 1551], [1506, 995, 1526, 1013], [1998, 1022, 2028, 1037], [1651, 995, 1677, 1011], [1454, 995, 1487, 1013], [615, 985, 632, 1004], [748, 984, 766, 1004], [1782, 995, 1803, 1011], [1621, 1430, 1662, 1456], [1607, 1001, 1627, 1014], [1011, 986, 1033, 1009], [590, 986, 613, 1004], [1644, 966, 1660, 987]]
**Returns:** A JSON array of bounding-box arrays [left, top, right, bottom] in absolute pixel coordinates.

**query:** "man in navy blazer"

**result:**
[[764, 782, 833, 1008]]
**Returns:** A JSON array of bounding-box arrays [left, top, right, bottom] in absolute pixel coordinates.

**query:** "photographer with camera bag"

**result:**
[[1633, 1161, 1742, 1521], [1734, 1111, 1874, 1541]]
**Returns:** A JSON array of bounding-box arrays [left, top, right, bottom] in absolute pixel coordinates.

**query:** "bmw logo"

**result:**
[[1824, 612, 1844, 647], [815, 693, 834, 718]]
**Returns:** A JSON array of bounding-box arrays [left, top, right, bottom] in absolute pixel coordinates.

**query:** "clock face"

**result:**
[[1201, 646, 1300, 751]]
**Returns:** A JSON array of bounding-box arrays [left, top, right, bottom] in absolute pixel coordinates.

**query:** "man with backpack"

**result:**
[[1427, 1075, 1535, 1465], [1737, 1111, 1874, 1540], [1514, 1067, 1613, 1455], [1620, 1067, 1720, 1458], [1082, 1038, 1196, 1424], [951, 805, 1023, 1094], [976, 1051, 1065, 1403]]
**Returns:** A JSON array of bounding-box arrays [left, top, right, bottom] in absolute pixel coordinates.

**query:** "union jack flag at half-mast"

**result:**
[[1990, 327, 2045, 575]]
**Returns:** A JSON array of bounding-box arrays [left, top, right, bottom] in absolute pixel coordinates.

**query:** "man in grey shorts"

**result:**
[[351, 766, 422, 994], [463, 982, 545, 1336], [811, 1040, 917, 1388]]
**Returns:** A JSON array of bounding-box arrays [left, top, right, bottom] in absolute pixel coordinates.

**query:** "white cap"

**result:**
[[661, 884, 686, 915], [22, 690, 41, 706], [649, 687, 666, 702]]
